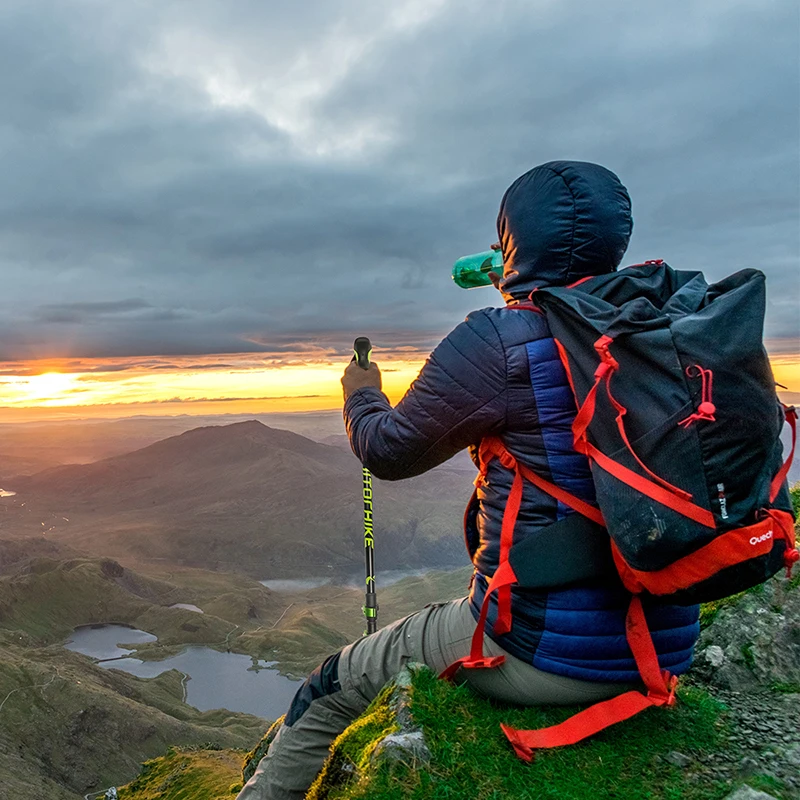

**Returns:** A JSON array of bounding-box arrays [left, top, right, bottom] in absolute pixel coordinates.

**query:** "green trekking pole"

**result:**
[[353, 337, 378, 635]]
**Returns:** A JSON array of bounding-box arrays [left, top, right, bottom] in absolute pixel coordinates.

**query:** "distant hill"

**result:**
[[0, 411, 346, 472], [3, 421, 473, 577]]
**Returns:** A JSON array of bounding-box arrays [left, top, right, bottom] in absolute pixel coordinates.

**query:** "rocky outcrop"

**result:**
[[305, 663, 430, 800], [687, 572, 800, 796], [692, 574, 800, 691]]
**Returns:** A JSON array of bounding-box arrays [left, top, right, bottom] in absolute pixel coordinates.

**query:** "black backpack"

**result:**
[[442, 261, 797, 758]]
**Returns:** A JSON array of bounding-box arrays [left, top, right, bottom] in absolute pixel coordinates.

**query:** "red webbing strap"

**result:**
[[439, 560, 516, 681], [770, 406, 797, 503], [500, 597, 678, 761], [584, 442, 716, 528], [479, 438, 605, 527], [567, 337, 715, 529], [442, 438, 606, 678], [495, 469, 524, 635]]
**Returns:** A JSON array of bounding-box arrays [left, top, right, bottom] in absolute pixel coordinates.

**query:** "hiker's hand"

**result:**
[[342, 360, 382, 400]]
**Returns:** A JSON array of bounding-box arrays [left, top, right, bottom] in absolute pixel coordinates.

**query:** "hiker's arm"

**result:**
[[344, 310, 507, 480]]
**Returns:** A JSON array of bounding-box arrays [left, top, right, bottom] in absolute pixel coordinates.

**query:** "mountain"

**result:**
[[2, 421, 473, 577], [0, 411, 347, 474]]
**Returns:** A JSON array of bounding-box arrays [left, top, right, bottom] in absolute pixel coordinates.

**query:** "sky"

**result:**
[[0, 0, 798, 419]]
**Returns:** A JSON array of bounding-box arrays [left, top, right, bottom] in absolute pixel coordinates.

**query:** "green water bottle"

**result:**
[[451, 248, 504, 289]]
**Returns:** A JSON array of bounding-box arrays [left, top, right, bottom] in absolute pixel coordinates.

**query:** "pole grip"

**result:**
[[353, 337, 372, 370]]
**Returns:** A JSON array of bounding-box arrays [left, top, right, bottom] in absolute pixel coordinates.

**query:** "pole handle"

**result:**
[[353, 337, 372, 370]]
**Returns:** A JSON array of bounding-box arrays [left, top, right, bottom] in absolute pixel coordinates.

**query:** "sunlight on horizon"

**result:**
[[0, 350, 798, 423], [0, 353, 430, 420]]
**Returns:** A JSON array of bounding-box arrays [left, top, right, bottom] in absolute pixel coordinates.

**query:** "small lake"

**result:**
[[261, 567, 434, 593], [65, 625, 157, 660], [65, 624, 301, 720]]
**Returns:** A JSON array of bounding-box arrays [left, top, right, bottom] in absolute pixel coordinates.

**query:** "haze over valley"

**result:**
[[0, 417, 475, 578]]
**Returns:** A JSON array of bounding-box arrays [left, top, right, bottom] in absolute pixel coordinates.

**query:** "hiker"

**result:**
[[237, 161, 703, 799]]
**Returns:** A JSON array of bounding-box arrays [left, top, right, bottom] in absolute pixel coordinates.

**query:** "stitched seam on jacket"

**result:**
[[481, 311, 510, 426], [398, 392, 506, 476], [547, 164, 577, 281]]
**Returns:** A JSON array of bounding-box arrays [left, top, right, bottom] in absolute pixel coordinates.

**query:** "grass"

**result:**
[[308, 683, 400, 799], [119, 746, 246, 799], [309, 666, 735, 800], [789, 483, 799, 519]]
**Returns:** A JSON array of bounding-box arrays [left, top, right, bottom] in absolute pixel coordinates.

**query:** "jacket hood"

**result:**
[[497, 161, 633, 300]]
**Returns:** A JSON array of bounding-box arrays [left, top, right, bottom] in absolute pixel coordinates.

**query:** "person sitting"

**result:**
[[237, 160, 700, 800]]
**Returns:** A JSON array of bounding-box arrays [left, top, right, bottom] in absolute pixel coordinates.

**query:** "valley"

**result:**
[[0, 530, 471, 797]]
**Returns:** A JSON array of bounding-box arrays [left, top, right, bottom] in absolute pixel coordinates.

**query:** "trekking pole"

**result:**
[[353, 336, 378, 635]]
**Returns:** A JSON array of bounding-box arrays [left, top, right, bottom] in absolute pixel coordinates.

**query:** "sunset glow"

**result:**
[[0, 352, 429, 421], [0, 350, 797, 423]]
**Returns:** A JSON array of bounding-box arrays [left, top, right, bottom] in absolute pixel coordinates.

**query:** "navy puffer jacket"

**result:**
[[344, 162, 699, 682]]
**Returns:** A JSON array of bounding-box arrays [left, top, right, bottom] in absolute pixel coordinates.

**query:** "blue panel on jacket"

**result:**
[[530, 586, 700, 680], [526, 338, 595, 518]]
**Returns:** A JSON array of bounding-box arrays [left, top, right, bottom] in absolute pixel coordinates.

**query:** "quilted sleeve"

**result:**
[[344, 309, 508, 480]]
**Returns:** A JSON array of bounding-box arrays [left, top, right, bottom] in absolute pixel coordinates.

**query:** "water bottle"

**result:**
[[451, 249, 503, 289]]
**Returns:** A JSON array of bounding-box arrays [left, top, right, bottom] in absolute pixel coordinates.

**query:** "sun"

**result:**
[[21, 372, 80, 404]]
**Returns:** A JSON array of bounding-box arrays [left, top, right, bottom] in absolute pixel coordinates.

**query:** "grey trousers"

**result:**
[[237, 597, 631, 800]]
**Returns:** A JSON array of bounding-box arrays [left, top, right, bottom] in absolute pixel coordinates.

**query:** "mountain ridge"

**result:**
[[1, 420, 472, 578]]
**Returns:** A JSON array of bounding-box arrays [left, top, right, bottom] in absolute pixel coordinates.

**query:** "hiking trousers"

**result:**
[[236, 597, 631, 800]]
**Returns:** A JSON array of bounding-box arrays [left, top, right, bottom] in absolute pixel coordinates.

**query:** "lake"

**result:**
[[65, 624, 302, 720]]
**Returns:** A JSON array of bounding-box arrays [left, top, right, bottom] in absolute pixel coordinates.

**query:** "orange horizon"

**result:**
[[0, 350, 429, 423], [0, 349, 798, 424]]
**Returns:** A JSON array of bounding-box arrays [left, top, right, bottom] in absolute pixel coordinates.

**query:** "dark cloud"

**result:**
[[0, 0, 797, 363]]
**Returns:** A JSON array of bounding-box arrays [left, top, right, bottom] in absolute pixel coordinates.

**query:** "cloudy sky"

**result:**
[[0, 0, 798, 416]]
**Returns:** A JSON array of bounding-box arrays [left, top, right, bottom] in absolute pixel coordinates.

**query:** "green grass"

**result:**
[[308, 683, 400, 799], [119, 746, 246, 799], [789, 483, 799, 519], [769, 681, 800, 694], [311, 667, 733, 800]]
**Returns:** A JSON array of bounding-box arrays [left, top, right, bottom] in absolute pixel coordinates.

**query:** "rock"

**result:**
[[723, 786, 780, 800], [665, 751, 692, 768], [703, 645, 726, 668], [785, 744, 800, 768], [736, 756, 759, 775], [692, 574, 800, 690], [370, 663, 431, 768], [308, 663, 433, 798], [371, 730, 431, 766]]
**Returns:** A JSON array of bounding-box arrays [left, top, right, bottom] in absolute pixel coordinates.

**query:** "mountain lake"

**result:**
[[64, 624, 302, 720]]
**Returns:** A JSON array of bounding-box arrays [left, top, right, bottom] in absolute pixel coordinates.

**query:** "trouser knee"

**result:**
[[285, 650, 343, 727]]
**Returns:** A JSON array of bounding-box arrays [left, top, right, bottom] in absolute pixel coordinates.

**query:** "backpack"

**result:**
[[441, 261, 797, 759]]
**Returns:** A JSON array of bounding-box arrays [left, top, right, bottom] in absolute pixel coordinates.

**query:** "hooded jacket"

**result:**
[[344, 161, 699, 682]]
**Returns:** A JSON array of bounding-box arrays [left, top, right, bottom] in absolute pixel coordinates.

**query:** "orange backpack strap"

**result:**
[[499, 596, 678, 760]]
